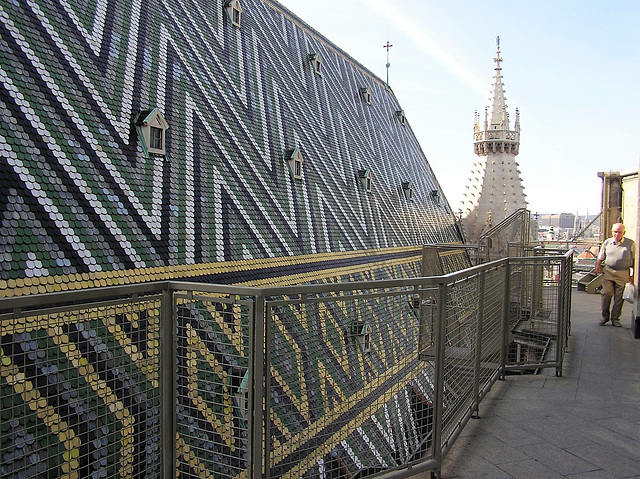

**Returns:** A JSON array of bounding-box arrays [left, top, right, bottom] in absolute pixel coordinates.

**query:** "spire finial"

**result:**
[[383, 41, 393, 89], [494, 35, 502, 70]]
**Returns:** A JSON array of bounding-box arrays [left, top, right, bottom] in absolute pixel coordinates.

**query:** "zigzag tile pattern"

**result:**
[[174, 277, 438, 479], [0, 0, 462, 298], [1, 298, 162, 479], [0, 0, 470, 477]]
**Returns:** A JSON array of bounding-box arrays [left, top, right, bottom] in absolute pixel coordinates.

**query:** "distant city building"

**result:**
[[536, 212, 601, 241], [460, 39, 527, 243], [541, 213, 576, 229]]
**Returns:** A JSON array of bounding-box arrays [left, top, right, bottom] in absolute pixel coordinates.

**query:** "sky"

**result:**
[[275, 0, 640, 216]]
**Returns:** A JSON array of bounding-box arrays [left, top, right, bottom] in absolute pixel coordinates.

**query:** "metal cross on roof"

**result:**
[[383, 41, 393, 88]]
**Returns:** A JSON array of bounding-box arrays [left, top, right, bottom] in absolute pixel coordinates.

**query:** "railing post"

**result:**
[[565, 254, 573, 341], [500, 261, 511, 378], [473, 269, 486, 415], [431, 280, 448, 476], [264, 296, 273, 479], [160, 286, 176, 479], [555, 257, 568, 377], [556, 258, 564, 375], [250, 294, 267, 479]]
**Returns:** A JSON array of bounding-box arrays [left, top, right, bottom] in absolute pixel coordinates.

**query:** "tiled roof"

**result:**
[[0, 0, 463, 297], [0, 1, 470, 476]]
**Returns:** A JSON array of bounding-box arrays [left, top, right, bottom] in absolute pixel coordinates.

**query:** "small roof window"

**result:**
[[402, 181, 413, 201], [430, 189, 441, 205], [224, 0, 242, 28], [357, 168, 372, 193], [134, 108, 169, 156], [308, 53, 322, 75], [359, 87, 371, 105], [395, 110, 406, 126], [284, 147, 304, 180], [352, 320, 372, 354], [229, 367, 249, 424]]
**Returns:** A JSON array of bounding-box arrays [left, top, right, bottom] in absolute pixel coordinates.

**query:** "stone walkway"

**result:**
[[421, 289, 640, 479]]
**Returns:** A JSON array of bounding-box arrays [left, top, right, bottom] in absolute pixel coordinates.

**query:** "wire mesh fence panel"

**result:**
[[266, 288, 435, 479], [0, 296, 163, 479], [174, 294, 252, 479], [478, 266, 506, 390], [439, 276, 480, 447], [506, 258, 563, 371]]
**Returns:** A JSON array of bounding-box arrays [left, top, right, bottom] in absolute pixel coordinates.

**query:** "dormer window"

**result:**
[[357, 169, 372, 193], [284, 147, 304, 180], [134, 108, 169, 156], [224, 0, 242, 28], [230, 367, 249, 423], [430, 189, 441, 205], [402, 181, 413, 201], [308, 53, 322, 75], [351, 320, 372, 353], [395, 110, 406, 126], [359, 87, 371, 105], [409, 296, 421, 311]]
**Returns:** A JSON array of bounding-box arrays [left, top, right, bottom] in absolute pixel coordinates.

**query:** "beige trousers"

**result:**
[[601, 267, 630, 321]]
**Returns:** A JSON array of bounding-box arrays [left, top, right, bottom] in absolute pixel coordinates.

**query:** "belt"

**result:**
[[605, 265, 630, 271]]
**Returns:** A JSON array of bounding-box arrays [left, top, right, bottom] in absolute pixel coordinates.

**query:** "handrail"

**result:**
[[478, 207, 529, 240]]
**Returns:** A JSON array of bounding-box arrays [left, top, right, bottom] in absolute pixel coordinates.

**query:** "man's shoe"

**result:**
[[612, 319, 622, 327], [599, 318, 609, 326]]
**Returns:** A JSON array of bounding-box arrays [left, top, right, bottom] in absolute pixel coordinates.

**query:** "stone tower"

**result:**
[[460, 38, 527, 243]]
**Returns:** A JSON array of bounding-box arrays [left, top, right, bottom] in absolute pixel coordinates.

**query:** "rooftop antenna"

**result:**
[[383, 41, 393, 89]]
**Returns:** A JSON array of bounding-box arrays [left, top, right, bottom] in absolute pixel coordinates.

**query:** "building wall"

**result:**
[[599, 170, 638, 244], [621, 173, 638, 245], [461, 151, 527, 241]]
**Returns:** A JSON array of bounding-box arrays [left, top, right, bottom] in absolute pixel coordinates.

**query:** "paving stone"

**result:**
[[522, 442, 596, 476], [566, 442, 640, 479], [428, 292, 640, 479], [497, 458, 565, 479]]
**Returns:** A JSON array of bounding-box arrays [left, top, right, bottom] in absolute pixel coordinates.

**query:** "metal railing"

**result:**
[[0, 252, 572, 479], [478, 208, 532, 263]]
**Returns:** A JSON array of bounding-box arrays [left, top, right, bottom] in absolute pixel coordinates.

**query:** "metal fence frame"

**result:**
[[0, 252, 572, 479]]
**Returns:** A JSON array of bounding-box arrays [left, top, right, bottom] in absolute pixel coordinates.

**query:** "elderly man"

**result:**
[[595, 223, 635, 327]]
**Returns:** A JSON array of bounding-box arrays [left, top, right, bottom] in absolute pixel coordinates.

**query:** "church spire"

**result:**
[[473, 37, 519, 157], [488, 37, 509, 129], [462, 38, 527, 244]]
